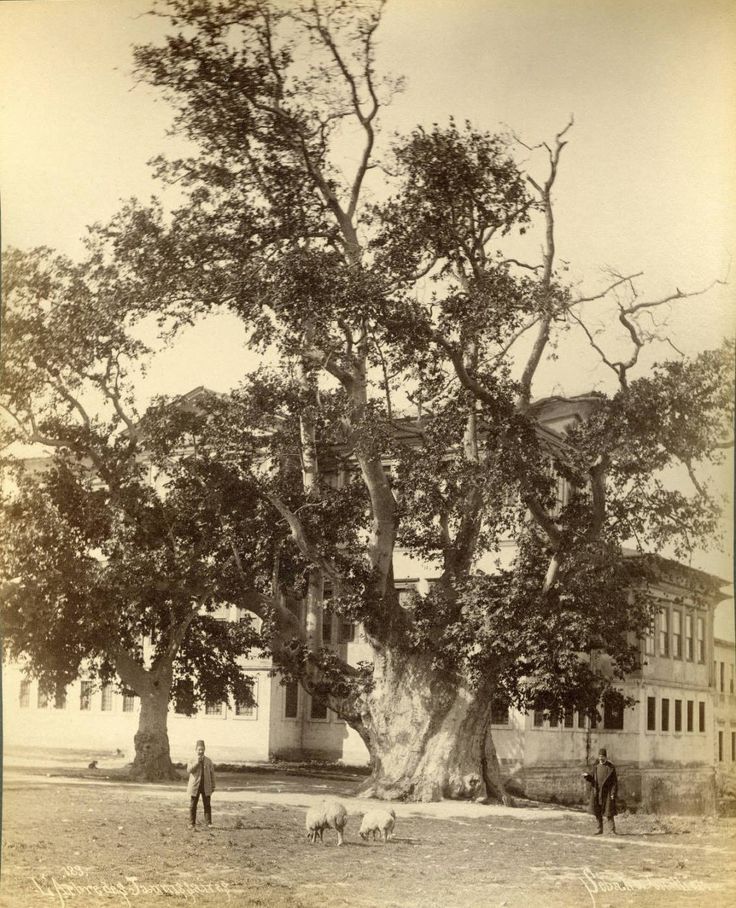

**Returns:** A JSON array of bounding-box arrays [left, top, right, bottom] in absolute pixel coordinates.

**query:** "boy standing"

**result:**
[[187, 739, 216, 829]]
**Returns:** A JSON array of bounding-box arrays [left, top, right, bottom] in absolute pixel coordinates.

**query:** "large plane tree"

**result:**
[[0, 247, 267, 780], [2, 0, 731, 799], [109, 0, 731, 800]]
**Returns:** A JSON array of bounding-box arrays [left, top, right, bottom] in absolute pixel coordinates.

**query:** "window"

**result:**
[[577, 711, 586, 729], [659, 609, 670, 657], [80, 681, 93, 711], [235, 698, 256, 718], [322, 609, 334, 645], [644, 618, 656, 656], [122, 692, 136, 713], [603, 694, 624, 730], [720, 662, 726, 693], [647, 697, 656, 731], [732, 731, 736, 763], [687, 700, 694, 732], [718, 731, 724, 762], [101, 684, 113, 711], [19, 679, 31, 708], [672, 611, 682, 659], [174, 680, 195, 715], [396, 581, 419, 610], [204, 701, 225, 717], [674, 699, 682, 732], [310, 695, 328, 720], [731, 665, 735, 695], [37, 688, 49, 709], [490, 695, 510, 726], [685, 614, 694, 661], [284, 681, 299, 719], [55, 685, 67, 710], [563, 710, 574, 728], [235, 678, 258, 718], [533, 709, 545, 727], [699, 701, 706, 733], [339, 618, 355, 644], [549, 712, 559, 728], [696, 617, 705, 663], [661, 698, 670, 732]]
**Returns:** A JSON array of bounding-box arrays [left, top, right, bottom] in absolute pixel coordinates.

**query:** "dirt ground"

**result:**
[[2, 761, 736, 908]]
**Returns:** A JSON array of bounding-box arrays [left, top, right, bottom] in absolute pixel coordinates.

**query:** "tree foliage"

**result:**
[[0, 247, 267, 776], [1, 0, 732, 798]]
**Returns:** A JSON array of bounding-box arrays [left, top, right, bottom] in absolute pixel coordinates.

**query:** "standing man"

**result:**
[[187, 739, 216, 829], [583, 747, 618, 835]]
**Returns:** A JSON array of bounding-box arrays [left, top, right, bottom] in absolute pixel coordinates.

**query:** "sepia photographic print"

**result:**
[[1, 1, 735, 906]]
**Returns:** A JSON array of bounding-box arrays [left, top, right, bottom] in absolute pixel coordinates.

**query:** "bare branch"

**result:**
[[501, 258, 543, 273], [517, 117, 574, 409]]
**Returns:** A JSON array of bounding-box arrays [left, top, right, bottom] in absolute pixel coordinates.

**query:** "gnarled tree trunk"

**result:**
[[129, 678, 179, 782], [130, 675, 179, 782], [359, 650, 509, 803]]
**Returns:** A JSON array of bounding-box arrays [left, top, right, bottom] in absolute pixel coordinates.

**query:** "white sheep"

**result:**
[[305, 800, 348, 846], [359, 807, 396, 843]]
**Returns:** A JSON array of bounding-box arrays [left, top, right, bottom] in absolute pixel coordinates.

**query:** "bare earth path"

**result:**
[[2, 764, 735, 908]]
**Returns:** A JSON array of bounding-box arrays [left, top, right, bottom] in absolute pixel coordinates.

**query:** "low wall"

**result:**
[[504, 762, 718, 815]]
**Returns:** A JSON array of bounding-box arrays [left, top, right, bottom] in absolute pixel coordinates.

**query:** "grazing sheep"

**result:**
[[305, 800, 348, 846], [359, 807, 396, 843]]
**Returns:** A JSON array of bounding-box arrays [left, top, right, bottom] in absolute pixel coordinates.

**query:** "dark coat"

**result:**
[[583, 759, 618, 818], [186, 755, 216, 797]]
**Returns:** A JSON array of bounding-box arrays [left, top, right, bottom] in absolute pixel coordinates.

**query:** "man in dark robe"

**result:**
[[583, 747, 618, 835]]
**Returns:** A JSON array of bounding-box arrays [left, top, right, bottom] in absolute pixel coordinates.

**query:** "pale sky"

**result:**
[[1, 0, 734, 588]]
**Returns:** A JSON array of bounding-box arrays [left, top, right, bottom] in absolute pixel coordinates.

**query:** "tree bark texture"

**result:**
[[359, 650, 506, 802], [129, 682, 179, 781]]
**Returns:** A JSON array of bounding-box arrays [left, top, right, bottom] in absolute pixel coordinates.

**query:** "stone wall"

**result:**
[[503, 762, 718, 815]]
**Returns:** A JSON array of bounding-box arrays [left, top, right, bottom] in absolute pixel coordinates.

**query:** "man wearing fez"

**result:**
[[583, 747, 618, 835], [187, 739, 216, 829]]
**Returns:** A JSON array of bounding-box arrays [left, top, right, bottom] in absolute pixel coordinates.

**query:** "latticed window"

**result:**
[[284, 681, 299, 719], [659, 609, 670, 657], [235, 677, 258, 718], [310, 695, 328, 720], [672, 611, 682, 659], [685, 614, 694, 661], [55, 686, 67, 710], [122, 692, 136, 713], [490, 695, 510, 726], [322, 609, 334, 645], [204, 701, 225, 717], [80, 681, 93, 711], [696, 617, 705, 662], [603, 694, 624, 730], [647, 697, 656, 731], [643, 618, 656, 656], [101, 684, 113, 711], [339, 618, 356, 644], [19, 679, 30, 708]]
